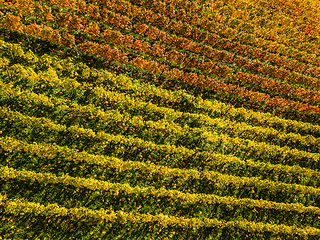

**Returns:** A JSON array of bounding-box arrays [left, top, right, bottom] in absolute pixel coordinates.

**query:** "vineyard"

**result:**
[[0, 0, 319, 239]]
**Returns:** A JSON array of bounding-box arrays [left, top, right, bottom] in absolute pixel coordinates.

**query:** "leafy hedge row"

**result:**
[[0, 166, 320, 229], [2, 195, 320, 239], [2, 39, 320, 138], [1, 109, 320, 206]]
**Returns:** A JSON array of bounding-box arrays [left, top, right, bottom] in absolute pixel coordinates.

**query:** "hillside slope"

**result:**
[[0, 0, 319, 239]]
